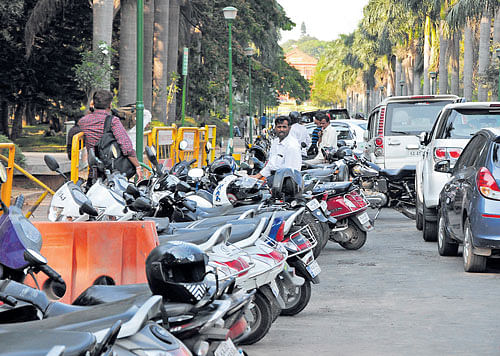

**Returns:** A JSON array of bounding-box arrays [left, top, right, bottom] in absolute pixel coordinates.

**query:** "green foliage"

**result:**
[[281, 36, 327, 59]]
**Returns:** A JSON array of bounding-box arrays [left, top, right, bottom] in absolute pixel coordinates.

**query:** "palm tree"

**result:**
[[143, 0, 155, 111], [119, 0, 137, 106], [93, 0, 115, 90], [153, 0, 170, 123]]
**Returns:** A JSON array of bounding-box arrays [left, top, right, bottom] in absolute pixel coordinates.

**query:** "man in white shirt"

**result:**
[[306, 112, 337, 164], [251, 116, 302, 180], [288, 111, 311, 154]]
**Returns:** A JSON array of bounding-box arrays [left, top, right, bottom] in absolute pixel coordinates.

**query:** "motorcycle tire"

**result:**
[[399, 203, 416, 220], [239, 291, 273, 345], [280, 280, 312, 316], [339, 220, 367, 250]]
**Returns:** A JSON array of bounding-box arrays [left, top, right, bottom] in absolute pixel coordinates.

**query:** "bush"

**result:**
[[0, 135, 26, 168]]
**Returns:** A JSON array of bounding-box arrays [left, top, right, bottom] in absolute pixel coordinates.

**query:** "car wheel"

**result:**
[[416, 199, 423, 231], [437, 209, 458, 256], [463, 218, 487, 273], [422, 203, 437, 242]]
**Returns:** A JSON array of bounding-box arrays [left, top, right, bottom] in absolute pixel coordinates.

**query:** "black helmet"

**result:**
[[226, 176, 264, 205], [271, 168, 303, 200], [300, 116, 309, 124], [249, 145, 267, 164], [337, 146, 353, 159], [210, 155, 236, 181], [146, 242, 209, 304], [289, 111, 300, 124]]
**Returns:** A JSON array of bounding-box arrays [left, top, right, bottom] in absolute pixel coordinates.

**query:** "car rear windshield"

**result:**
[[385, 101, 453, 136], [328, 110, 350, 120], [336, 128, 354, 140], [440, 109, 500, 139]]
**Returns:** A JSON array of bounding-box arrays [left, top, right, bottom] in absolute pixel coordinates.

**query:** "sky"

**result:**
[[277, 0, 370, 43]]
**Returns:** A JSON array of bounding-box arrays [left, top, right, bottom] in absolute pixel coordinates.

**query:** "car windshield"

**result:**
[[328, 110, 350, 120], [442, 109, 500, 139], [385, 101, 453, 136], [354, 122, 367, 130], [336, 128, 354, 140]]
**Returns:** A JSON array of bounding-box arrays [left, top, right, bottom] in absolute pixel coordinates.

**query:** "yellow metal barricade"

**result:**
[[151, 126, 177, 168], [176, 127, 200, 167], [70, 132, 86, 183], [0, 143, 15, 207], [198, 127, 208, 166], [207, 125, 216, 162]]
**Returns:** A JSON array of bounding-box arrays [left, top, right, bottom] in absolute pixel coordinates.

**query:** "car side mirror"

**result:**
[[363, 131, 369, 141], [434, 160, 452, 173], [418, 131, 428, 145]]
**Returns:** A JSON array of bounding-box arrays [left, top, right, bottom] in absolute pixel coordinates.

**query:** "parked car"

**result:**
[[305, 122, 354, 150], [436, 127, 500, 272], [364, 95, 461, 169], [301, 108, 351, 122], [331, 119, 368, 154], [416, 102, 500, 241]]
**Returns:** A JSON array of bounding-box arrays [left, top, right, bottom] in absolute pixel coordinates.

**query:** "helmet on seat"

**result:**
[[289, 111, 300, 124], [226, 176, 264, 205], [210, 155, 237, 181], [271, 168, 303, 200], [146, 241, 209, 304], [249, 145, 267, 164]]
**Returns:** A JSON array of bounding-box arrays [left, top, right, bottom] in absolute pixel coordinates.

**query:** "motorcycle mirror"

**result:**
[[79, 202, 98, 217], [301, 142, 307, 148], [240, 162, 250, 170], [24, 249, 48, 266], [0, 163, 6, 183], [145, 146, 159, 166], [175, 191, 187, 200], [131, 197, 152, 211], [126, 184, 141, 198], [205, 141, 212, 152], [188, 168, 204, 179], [44, 155, 60, 172], [418, 131, 428, 145], [179, 140, 189, 151]]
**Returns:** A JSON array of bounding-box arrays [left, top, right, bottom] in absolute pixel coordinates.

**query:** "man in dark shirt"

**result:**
[[79, 90, 143, 180], [309, 115, 322, 156]]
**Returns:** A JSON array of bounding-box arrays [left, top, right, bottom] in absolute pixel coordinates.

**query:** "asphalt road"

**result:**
[[246, 208, 500, 356]]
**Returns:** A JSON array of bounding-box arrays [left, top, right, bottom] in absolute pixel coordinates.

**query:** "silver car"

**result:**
[[416, 102, 500, 241]]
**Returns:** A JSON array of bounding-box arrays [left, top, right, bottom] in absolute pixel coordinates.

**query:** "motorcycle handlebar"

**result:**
[[14, 195, 24, 209], [39, 264, 65, 285], [0, 292, 17, 306]]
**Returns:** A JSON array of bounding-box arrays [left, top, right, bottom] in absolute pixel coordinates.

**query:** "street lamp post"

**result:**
[[244, 47, 255, 144], [223, 6, 237, 154], [429, 71, 437, 95], [399, 80, 405, 96], [496, 49, 500, 101]]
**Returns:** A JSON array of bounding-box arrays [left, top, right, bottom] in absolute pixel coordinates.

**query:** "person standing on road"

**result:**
[[250, 116, 301, 182], [289, 111, 311, 154], [79, 90, 143, 181], [260, 113, 267, 133], [305, 112, 337, 164], [309, 115, 322, 155]]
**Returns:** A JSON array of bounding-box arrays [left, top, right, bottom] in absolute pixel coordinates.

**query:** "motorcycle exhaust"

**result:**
[[365, 192, 387, 208]]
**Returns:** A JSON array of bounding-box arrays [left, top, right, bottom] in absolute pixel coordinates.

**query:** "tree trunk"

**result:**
[[413, 51, 422, 95], [92, 0, 114, 90], [438, 21, 448, 95], [143, 0, 154, 112], [477, 11, 491, 101], [25, 102, 36, 125], [0, 100, 9, 136], [167, 0, 180, 123], [406, 55, 414, 96], [423, 17, 431, 95], [493, 8, 500, 46], [464, 23, 474, 101], [153, 0, 170, 123], [119, 0, 137, 106], [395, 56, 401, 96], [449, 31, 460, 95], [11, 102, 25, 140]]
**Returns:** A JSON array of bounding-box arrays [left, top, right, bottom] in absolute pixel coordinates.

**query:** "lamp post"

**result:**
[[223, 6, 237, 154], [244, 47, 255, 143], [496, 48, 500, 101], [429, 71, 437, 95], [399, 80, 405, 96]]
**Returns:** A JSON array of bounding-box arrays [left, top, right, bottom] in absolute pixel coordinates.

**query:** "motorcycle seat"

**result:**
[[312, 181, 353, 194], [73, 283, 151, 306], [302, 168, 335, 178], [159, 223, 257, 246], [379, 165, 416, 180]]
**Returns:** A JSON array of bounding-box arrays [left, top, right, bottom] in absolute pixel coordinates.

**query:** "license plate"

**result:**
[[320, 200, 328, 212], [306, 260, 321, 278], [357, 212, 370, 225], [306, 199, 320, 211], [215, 339, 239, 356], [408, 150, 421, 156]]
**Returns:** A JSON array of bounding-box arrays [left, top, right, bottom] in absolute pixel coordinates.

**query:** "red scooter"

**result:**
[[306, 179, 373, 250]]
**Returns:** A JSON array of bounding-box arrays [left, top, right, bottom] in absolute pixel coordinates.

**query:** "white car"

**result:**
[[305, 122, 355, 149], [364, 95, 460, 169], [331, 119, 367, 154], [416, 102, 500, 241]]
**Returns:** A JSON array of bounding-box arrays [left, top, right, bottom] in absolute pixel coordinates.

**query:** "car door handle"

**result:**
[[388, 141, 401, 146]]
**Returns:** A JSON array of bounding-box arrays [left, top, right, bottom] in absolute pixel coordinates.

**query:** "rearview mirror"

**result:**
[[179, 140, 188, 151], [44, 155, 60, 172], [418, 131, 428, 145], [24, 249, 48, 266], [434, 159, 452, 173], [188, 168, 204, 179], [145, 146, 159, 166]]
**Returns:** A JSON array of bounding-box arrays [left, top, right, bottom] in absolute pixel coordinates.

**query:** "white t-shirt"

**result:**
[[128, 109, 152, 150], [260, 134, 302, 177]]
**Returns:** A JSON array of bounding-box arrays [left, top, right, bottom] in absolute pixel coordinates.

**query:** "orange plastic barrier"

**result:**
[[28, 221, 159, 304]]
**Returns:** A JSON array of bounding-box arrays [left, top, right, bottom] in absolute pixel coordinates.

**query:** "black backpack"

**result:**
[[95, 115, 136, 178]]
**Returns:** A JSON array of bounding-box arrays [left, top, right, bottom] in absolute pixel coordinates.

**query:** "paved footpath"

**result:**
[[247, 209, 500, 356]]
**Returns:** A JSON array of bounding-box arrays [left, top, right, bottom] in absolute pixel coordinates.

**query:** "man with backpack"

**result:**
[[78, 90, 143, 181]]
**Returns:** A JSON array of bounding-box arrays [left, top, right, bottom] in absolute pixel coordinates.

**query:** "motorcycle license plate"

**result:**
[[215, 338, 239, 356], [357, 212, 370, 225], [306, 199, 320, 211], [306, 260, 321, 278], [320, 200, 328, 212]]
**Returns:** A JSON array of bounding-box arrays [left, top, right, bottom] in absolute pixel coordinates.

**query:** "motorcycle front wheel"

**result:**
[[239, 291, 273, 345], [279, 279, 312, 316], [339, 219, 367, 250]]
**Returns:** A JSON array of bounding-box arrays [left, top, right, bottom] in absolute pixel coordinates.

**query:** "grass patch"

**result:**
[[15, 124, 66, 152]]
